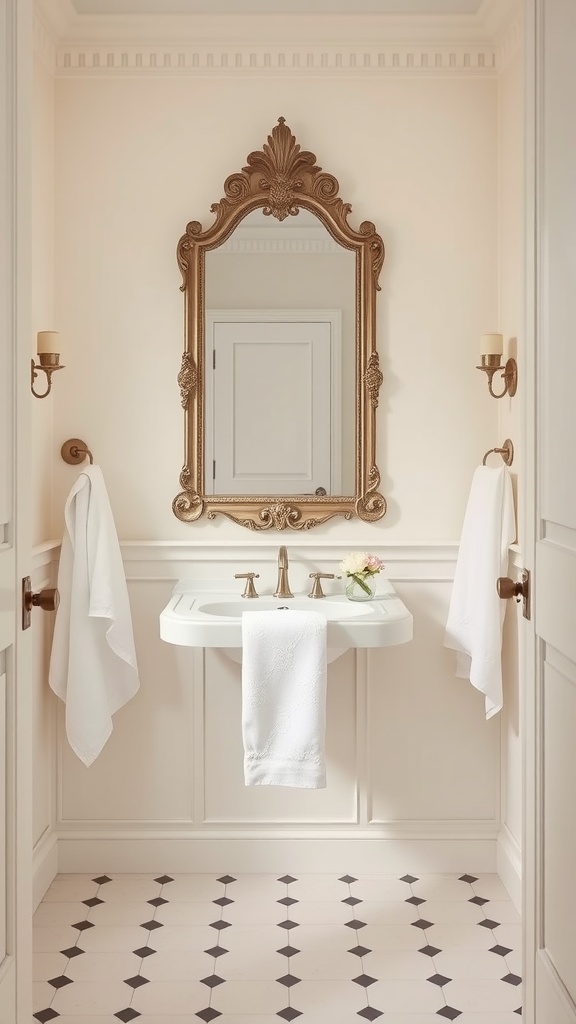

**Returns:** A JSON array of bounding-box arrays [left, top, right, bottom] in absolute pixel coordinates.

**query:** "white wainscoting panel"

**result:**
[[33, 541, 509, 878]]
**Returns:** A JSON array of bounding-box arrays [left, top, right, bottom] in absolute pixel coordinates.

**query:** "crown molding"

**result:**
[[33, 0, 521, 77]]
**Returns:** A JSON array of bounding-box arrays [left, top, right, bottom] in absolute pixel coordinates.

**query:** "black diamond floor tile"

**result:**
[[276, 973, 301, 986], [400, 874, 419, 883], [154, 875, 174, 884], [277, 896, 298, 907], [348, 945, 372, 957], [133, 946, 156, 958], [412, 919, 434, 929], [72, 920, 94, 931], [437, 1008, 462, 1020], [427, 973, 452, 986], [459, 874, 478, 884], [92, 875, 112, 884], [205, 946, 229, 958], [277, 945, 300, 957], [124, 975, 149, 989], [406, 896, 426, 906], [419, 945, 442, 957], [217, 875, 237, 885], [514, 1009, 522, 1015], [147, 896, 168, 908], [114, 1010, 141, 1022], [33, 1010, 60, 1022], [60, 946, 84, 958], [278, 875, 297, 884], [357, 1007, 383, 1020], [469, 895, 489, 906], [344, 919, 367, 929], [489, 944, 513, 957], [277, 1008, 302, 1021], [200, 974, 225, 988], [213, 896, 234, 907], [141, 920, 163, 931], [195, 1009, 222, 1022], [48, 975, 73, 989], [502, 973, 522, 986], [342, 896, 362, 906], [478, 919, 501, 929], [277, 920, 299, 930], [339, 875, 357, 884], [352, 973, 377, 987], [82, 897, 104, 908], [210, 920, 231, 931]]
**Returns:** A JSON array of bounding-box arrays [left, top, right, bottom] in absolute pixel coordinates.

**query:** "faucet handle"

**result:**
[[234, 572, 260, 598], [308, 572, 337, 599]]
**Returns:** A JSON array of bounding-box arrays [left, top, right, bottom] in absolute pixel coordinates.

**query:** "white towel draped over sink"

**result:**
[[241, 609, 328, 789], [444, 464, 516, 719], [49, 466, 140, 766]]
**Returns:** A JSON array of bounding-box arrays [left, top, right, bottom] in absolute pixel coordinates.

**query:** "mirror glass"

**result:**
[[204, 209, 356, 497]]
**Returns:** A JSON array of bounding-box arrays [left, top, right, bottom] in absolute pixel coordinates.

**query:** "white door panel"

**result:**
[[0, 1, 33, 1019], [528, 0, 576, 1020]]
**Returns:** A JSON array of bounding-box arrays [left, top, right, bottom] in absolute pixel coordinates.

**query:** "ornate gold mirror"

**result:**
[[173, 117, 386, 531]]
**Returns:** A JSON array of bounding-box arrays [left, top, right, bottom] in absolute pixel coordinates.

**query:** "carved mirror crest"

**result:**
[[173, 117, 386, 531]]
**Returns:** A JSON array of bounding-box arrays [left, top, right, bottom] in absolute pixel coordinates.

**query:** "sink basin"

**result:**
[[160, 579, 413, 650]]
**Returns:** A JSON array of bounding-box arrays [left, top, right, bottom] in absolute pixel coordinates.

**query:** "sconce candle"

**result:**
[[37, 330, 61, 355], [31, 331, 65, 398], [480, 333, 504, 356]]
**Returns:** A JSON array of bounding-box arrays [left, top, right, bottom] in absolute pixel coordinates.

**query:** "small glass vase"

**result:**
[[345, 574, 375, 602]]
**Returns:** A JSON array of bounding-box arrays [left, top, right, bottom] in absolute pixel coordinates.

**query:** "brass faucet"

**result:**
[[274, 545, 294, 599]]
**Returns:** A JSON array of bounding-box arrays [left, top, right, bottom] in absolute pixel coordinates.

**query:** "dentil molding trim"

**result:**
[[33, 0, 521, 77]]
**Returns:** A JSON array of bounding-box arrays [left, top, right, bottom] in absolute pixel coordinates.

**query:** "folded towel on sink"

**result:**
[[241, 609, 327, 788]]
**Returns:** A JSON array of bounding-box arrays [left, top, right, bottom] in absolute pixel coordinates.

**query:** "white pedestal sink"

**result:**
[[160, 577, 413, 651]]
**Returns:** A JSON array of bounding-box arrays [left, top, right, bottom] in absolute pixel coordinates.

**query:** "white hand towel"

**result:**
[[49, 466, 140, 766], [444, 465, 516, 718], [242, 609, 327, 788]]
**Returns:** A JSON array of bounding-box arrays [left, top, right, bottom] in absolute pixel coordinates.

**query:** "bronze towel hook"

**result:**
[[61, 438, 94, 465], [482, 438, 514, 467]]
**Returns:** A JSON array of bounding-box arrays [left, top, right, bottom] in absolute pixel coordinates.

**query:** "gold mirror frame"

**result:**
[[173, 117, 386, 531]]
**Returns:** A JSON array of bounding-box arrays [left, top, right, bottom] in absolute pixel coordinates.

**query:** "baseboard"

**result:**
[[497, 825, 522, 912], [57, 834, 497, 875], [33, 829, 58, 911]]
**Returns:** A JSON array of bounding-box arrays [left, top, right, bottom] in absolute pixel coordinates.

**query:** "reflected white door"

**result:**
[[526, 1, 576, 1021], [0, 1, 33, 1020], [206, 311, 341, 495]]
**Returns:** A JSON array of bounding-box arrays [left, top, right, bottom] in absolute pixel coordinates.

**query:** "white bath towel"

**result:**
[[242, 609, 327, 788], [49, 466, 140, 766], [444, 465, 516, 718]]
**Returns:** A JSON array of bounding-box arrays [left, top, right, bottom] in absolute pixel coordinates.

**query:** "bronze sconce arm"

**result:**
[[476, 353, 518, 399]]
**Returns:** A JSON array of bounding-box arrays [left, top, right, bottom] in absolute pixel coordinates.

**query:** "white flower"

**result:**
[[339, 551, 384, 577]]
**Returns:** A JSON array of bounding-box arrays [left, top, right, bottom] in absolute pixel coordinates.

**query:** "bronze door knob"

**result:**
[[497, 577, 521, 600]]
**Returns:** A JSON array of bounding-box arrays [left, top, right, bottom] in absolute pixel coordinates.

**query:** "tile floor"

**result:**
[[33, 871, 522, 1023]]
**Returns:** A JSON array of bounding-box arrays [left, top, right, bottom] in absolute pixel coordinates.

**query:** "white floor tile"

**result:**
[[494, 923, 523, 950], [368, 978, 445, 1013], [93, 878, 162, 903], [457, 1014, 522, 1023], [419, 899, 486, 924], [221, 899, 286, 925], [290, 948, 356, 980], [77, 925, 146, 952], [33, 981, 54, 1011], [446, 978, 523, 1012], [411, 876, 476, 902], [471, 874, 514, 901], [212, 978, 286, 1014], [33, 951, 68, 981], [51, 979, 133, 1015], [293, 977, 373, 1013], [365, 949, 437, 979], [486, 900, 522, 924], [33, 902, 88, 927], [88, 901, 155, 926], [33, 925, 78, 952], [434, 948, 513, 980], [353, 876, 413, 901], [146, 923, 218, 952], [361, 923, 428, 950], [130, 979, 213, 1013], [423, 923, 498, 950], [165, 874, 232, 901], [355, 900, 416, 925], [65, 950, 140, 981], [137, 948, 217, 982], [154, 900, 223, 926], [42, 878, 100, 902]]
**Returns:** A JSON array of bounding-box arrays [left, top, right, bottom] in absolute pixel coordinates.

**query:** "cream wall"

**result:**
[[32, 27, 526, 884], [52, 75, 497, 540]]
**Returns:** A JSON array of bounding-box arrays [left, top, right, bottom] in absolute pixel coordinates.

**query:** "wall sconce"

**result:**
[[31, 331, 65, 398], [476, 333, 517, 399]]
